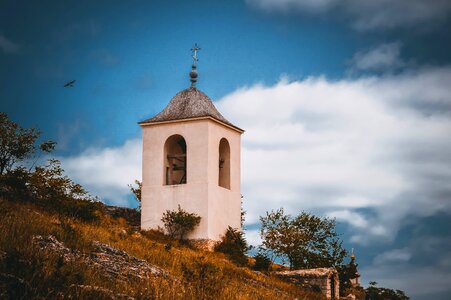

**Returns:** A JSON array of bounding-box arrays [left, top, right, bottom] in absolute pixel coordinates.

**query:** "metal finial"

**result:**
[[351, 248, 355, 261], [190, 43, 200, 87], [191, 43, 201, 65]]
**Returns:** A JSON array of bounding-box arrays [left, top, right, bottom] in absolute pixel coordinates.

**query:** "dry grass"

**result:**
[[0, 198, 324, 299]]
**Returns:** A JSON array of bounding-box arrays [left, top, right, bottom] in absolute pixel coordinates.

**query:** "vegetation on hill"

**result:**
[[0, 112, 322, 299], [0, 112, 409, 299], [0, 198, 325, 299]]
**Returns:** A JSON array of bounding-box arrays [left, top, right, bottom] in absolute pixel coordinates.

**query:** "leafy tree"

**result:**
[[260, 208, 347, 270], [214, 226, 249, 266], [0, 112, 55, 175], [128, 179, 142, 211], [161, 205, 201, 241], [365, 281, 409, 300], [0, 113, 100, 221], [28, 159, 101, 221], [28, 159, 87, 202]]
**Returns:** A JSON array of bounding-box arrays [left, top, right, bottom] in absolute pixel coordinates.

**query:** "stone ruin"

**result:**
[[275, 267, 340, 299]]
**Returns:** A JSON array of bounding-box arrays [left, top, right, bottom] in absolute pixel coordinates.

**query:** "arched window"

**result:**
[[164, 135, 187, 185], [218, 138, 230, 189]]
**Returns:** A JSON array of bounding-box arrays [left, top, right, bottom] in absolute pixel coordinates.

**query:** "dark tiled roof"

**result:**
[[139, 87, 242, 131]]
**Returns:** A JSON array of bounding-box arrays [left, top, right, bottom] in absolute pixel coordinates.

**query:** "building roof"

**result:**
[[139, 87, 243, 132], [276, 268, 338, 278]]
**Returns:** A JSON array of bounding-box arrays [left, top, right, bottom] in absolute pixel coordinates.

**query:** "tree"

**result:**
[[0, 112, 55, 175], [260, 208, 347, 270], [214, 226, 249, 266], [161, 205, 201, 241], [128, 179, 142, 211], [365, 281, 409, 300]]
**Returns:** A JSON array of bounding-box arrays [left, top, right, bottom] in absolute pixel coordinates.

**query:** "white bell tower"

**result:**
[[139, 45, 244, 242]]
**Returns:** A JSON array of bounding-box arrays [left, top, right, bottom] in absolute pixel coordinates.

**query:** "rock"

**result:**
[[91, 240, 172, 280], [33, 235, 175, 283]]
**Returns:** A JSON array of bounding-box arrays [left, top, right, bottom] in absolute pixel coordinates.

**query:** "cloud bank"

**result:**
[[245, 0, 451, 30], [216, 67, 451, 245], [60, 139, 141, 206]]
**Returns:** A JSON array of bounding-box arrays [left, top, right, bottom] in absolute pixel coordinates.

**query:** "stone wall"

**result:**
[[275, 268, 340, 299]]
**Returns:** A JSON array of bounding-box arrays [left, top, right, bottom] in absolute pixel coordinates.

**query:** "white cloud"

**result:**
[[0, 35, 19, 54], [59, 139, 141, 206], [245, 0, 451, 31], [373, 248, 412, 265], [327, 210, 369, 229], [245, 229, 262, 247], [350, 42, 403, 71], [217, 67, 451, 244], [246, 0, 336, 14]]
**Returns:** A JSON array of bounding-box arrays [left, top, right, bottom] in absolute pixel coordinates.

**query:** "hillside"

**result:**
[[0, 198, 324, 299]]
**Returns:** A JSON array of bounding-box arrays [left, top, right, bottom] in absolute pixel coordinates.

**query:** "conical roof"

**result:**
[[139, 87, 242, 132]]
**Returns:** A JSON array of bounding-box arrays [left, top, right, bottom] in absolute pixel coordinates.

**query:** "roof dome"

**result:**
[[139, 87, 241, 131]]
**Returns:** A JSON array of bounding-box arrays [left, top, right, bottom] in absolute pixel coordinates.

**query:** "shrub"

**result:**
[[161, 205, 201, 241], [214, 226, 249, 266], [253, 252, 272, 271]]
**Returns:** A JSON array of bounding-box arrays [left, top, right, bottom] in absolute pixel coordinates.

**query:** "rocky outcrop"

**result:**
[[33, 235, 173, 282], [90, 240, 170, 280]]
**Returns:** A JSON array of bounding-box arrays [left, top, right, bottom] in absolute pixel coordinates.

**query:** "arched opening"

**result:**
[[218, 138, 230, 189], [164, 135, 187, 185]]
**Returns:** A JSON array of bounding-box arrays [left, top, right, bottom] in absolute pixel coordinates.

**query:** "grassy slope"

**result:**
[[0, 199, 324, 299]]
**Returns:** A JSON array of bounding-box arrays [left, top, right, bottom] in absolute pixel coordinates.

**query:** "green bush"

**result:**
[[214, 226, 249, 266], [161, 205, 201, 241], [253, 252, 272, 271]]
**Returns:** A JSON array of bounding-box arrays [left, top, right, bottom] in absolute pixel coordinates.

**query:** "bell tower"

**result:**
[[139, 45, 244, 242]]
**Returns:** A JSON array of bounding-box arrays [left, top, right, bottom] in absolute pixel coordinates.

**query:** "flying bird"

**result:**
[[64, 80, 76, 87]]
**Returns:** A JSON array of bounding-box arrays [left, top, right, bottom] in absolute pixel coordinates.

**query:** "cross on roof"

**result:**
[[191, 43, 201, 65]]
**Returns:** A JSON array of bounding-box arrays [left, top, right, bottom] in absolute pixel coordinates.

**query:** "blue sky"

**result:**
[[1, 1, 451, 298]]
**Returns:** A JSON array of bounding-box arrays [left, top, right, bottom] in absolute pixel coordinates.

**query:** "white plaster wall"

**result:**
[[207, 121, 242, 240], [141, 118, 242, 241]]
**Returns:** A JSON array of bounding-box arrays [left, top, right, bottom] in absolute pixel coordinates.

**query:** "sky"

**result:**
[[1, 1, 451, 298]]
